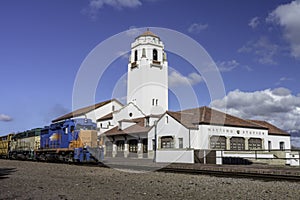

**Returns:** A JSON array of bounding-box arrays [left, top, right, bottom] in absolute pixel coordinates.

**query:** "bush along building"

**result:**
[[53, 30, 295, 165]]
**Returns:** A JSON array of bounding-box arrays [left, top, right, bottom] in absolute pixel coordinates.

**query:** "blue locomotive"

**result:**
[[37, 118, 103, 162], [1, 118, 104, 163]]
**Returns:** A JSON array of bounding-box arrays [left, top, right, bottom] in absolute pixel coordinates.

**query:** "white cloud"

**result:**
[[168, 71, 203, 87], [217, 60, 239, 72], [238, 36, 279, 65], [210, 87, 300, 131], [83, 0, 143, 19], [90, 0, 142, 9], [248, 17, 260, 29], [188, 23, 208, 34], [267, 1, 300, 59], [275, 77, 293, 85], [0, 114, 13, 122]]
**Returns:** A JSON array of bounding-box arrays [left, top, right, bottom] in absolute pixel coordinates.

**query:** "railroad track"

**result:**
[[99, 163, 300, 182], [157, 167, 300, 182]]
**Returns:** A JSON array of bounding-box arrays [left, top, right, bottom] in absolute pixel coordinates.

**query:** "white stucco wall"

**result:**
[[113, 103, 145, 123], [97, 119, 114, 134], [267, 135, 291, 150], [193, 125, 269, 150], [156, 149, 194, 163], [98, 103, 145, 135], [148, 113, 190, 150]]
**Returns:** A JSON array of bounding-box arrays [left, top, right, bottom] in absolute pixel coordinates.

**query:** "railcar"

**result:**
[[35, 118, 102, 163], [9, 128, 41, 160], [0, 133, 14, 158]]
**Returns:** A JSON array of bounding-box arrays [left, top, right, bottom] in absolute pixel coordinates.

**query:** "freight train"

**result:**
[[0, 118, 103, 163]]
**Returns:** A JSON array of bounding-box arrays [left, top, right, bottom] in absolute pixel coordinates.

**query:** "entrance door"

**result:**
[[142, 139, 148, 158], [128, 139, 138, 157]]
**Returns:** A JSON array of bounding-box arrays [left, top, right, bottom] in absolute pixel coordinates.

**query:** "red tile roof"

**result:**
[[250, 120, 290, 136], [167, 107, 266, 130], [102, 106, 288, 137], [52, 99, 122, 123], [97, 112, 113, 122], [103, 117, 152, 136]]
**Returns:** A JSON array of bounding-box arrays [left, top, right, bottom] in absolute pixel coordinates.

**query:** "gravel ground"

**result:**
[[1, 159, 300, 200]]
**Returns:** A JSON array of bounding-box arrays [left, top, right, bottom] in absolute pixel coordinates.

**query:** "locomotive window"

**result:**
[[76, 124, 96, 130], [41, 129, 49, 135], [70, 126, 75, 133], [64, 127, 68, 134]]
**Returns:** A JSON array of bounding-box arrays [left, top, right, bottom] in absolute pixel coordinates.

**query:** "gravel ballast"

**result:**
[[1, 159, 300, 200]]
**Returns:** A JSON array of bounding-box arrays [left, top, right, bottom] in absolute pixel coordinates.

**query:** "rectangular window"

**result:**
[[178, 138, 183, 148], [161, 136, 174, 149], [280, 142, 285, 151]]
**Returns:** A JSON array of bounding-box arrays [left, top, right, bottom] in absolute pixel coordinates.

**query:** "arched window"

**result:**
[[153, 49, 158, 61], [134, 50, 138, 61], [210, 136, 226, 149], [230, 137, 245, 150], [248, 138, 262, 150]]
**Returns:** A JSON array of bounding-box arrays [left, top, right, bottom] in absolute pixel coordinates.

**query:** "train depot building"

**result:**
[[53, 30, 293, 165]]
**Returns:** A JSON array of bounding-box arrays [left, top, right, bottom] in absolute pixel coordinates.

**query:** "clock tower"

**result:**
[[127, 30, 168, 115]]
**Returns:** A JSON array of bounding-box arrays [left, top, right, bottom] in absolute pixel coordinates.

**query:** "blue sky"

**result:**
[[1, 0, 300, 137]]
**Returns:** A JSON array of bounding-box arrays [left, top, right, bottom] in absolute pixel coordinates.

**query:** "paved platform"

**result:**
[[102, 157, 300, 180]]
